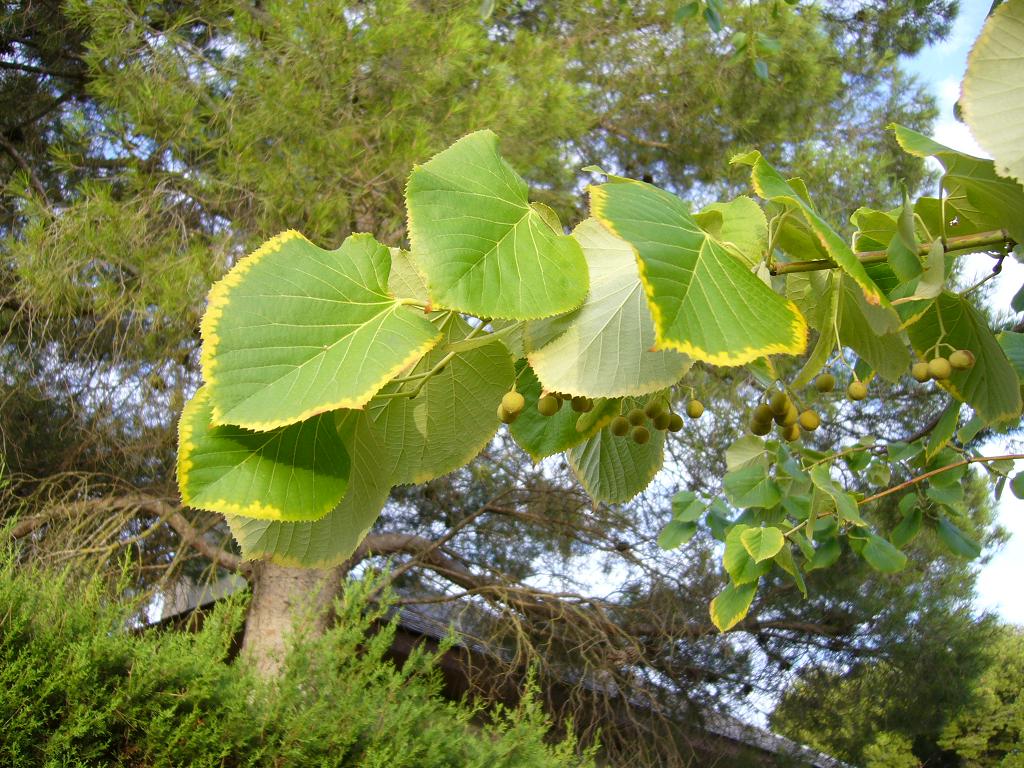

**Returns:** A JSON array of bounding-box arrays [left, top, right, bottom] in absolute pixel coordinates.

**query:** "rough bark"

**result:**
[[240, 560, 345, 677]]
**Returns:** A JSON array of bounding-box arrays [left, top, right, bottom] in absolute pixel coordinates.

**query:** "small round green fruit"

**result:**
[[537, 394, 561, 416], [644, 400, 664, 419], [927, 357, 952, 380], [948, 350, 975, 371], [667, 413, 684, 432], [502, 391, 525, 414], [627, 408, 646, 426], [653, 412, 671, 430], [847, 380, 868, 401], [631, 425, 651, 444], [685, 399, 704, 419], [798, 409, 820, 431], [769, 390, 790, 415], [610, 416, 630, 437], [911, 362, 930, 382], [814, 373, 836, 393]]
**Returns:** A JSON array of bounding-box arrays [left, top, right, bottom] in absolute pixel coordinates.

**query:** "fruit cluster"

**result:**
[[748, 387, 820, 441], [911, 350, 975, 382]]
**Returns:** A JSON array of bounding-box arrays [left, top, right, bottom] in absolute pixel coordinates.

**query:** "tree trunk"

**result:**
[[240, 561, 344, 677]]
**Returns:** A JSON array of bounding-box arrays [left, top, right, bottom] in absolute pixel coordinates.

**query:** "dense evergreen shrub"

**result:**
[[0, 552, 594, 768]]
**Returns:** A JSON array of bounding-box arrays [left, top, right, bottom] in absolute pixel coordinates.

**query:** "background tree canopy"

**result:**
[[2, 1, 1019, 766]]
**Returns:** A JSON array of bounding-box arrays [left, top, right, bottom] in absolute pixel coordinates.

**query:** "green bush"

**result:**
[[0, 552, 595, 768]]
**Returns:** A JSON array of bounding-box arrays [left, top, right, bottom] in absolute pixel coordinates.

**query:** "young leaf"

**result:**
[[200, 232, 441, 431], [890, 506, 922, 549], [936, 516, 982, 559], [658, 520, 698, 550], [406, 130, 588, 320], [723, 464, 782, 509], [527, 219, 691, 397], [710, 580, 758, 632], [740, 526, 786, 563], [724, 525, 772, 584], [672, 490, 705, 522], [590, 179, 807, 366], [225, 410, 392, 567], [860, 534, 908, 573], [178, 388, 349, 522]]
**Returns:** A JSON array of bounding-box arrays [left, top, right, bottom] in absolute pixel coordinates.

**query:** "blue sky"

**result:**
[[904, 0, 1024, 626]]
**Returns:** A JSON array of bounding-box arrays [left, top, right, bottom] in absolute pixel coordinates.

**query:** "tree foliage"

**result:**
[[2, 1, 1020, 764]]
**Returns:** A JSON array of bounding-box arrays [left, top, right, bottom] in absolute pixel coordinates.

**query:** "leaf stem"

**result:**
[[858, 453, 1024, 506], [770, 229, 1014, 275]]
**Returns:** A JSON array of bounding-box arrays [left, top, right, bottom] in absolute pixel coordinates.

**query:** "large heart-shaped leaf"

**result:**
[[590, 179, 807, 366], [406, 130, 588, 320], [733, 151, 889, 307], [225, 410, 392, 567], [368, 314, 514, 485], [177, 387, 349, 521], [527, 219, 691, 397], [961, 0, 1024, 186], [201, 232, 441, 431]]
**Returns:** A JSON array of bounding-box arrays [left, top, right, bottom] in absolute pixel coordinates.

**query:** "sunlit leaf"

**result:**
[[407, 130, 588, 320], [590, 179, 806, 366], [178, 387, 349, 521], [200, 232, 441, 431]]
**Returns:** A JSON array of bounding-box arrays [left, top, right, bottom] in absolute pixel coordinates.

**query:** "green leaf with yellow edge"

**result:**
[[177, 387, 349, 522], [589, 179, 806, 366], [724, 525, 773, 584], [527, 219, 692, 398], [567, 401, 665, 503], [406, 130, 588, 320], [368, 314, 514, 485], [733, 150, 888, 307], [225, 410, 392, 567], [905, 291, 1022, 427], [740, 526, 786, 563], [961, 0, 1024, 187], [507, 364, 615, 461], [710, 579, 758, 632], [200, 232, 441, 431]]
